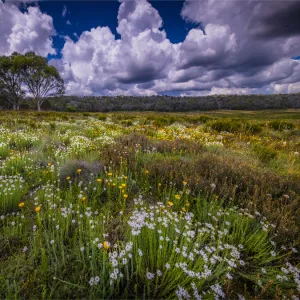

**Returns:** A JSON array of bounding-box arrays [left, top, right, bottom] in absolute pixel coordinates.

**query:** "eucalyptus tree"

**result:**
[[0, 52, 24, 110], [18, 52, 65, 111]]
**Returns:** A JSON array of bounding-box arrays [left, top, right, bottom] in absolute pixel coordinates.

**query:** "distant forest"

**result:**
[[1, 93, 300, 112]]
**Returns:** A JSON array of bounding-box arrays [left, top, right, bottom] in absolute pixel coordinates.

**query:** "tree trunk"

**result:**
[[37, 99, 41, 111]]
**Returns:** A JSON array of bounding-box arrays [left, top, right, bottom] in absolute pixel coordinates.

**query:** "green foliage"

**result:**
[[209, 119, 242, 132], [252, 144, 277, 163], [269, 120, 295, 131]]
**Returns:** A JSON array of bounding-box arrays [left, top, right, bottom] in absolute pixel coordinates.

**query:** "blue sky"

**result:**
[[1, 0, 300, 96]]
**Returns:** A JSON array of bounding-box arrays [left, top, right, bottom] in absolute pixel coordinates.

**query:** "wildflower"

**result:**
[[82, 196, 86, 203], [66, 176, 70, 180], [175, 194, 181, 200], [146, 272, 155, 280], [138, 249, 143, 256], [97, 178, 102, 182], [123, 194, 128, 199], [47, 162, 51, 166], [270, 250, 276, 257], [103, 241, 110, 250], [145, 170, 149, 174], [108, 172, 112, 176], [23, 246, 28, 253], [77, 169, 82, 173], [165, 263, 170, 269], [176, 286, 191, 299], [183, 181, 187, 186], [80, 247, 85, 252], [18, 202, 25, 208], [35, 206, 41, 213], [168, 201, 174, 206], [158, 183, 162, 187], [182, 207, 187, 212], [50, 240, 54, 245]]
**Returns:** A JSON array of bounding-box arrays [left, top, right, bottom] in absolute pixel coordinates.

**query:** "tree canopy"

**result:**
[[0, 52, 64, 111], [0, 52, 24, 110]]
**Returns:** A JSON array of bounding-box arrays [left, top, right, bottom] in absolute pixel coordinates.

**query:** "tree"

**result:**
[[0, 52, 24, 110], [18, 52, 64, 111]]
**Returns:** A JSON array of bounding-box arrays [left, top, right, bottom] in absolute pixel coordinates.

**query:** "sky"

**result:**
[[1, 0, 300, 96]]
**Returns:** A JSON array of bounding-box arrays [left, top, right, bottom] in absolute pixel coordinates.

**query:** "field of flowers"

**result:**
[[0, 110, 299, 299]]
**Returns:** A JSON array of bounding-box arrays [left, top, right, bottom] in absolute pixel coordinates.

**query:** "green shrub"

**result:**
[[209, 119, 242, 133], [252, 143, 277, 162], [269, 120, 295, 131]]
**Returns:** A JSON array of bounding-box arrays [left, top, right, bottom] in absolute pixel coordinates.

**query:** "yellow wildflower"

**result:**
[[77, 169, 82, 174], [18, 202, 25, 208], [175, 194, 181, 200], [35, 206, 41, 213], [66, 176, 71, 180], [168, 201, 174, 206], [103, 241, 110, 250]]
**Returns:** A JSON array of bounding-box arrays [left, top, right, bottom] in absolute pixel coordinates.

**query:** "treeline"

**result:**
[[1, 93, 299, 112]]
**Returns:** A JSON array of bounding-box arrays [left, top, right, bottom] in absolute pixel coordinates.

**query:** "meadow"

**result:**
[[0, 110, 299, 299]]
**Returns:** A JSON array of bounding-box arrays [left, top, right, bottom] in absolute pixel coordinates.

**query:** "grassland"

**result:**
[[0, 110, 299, 299]]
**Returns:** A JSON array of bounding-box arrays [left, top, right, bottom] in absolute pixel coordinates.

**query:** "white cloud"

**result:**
[[0, 1, 55, 56], [2, 0, 295, 96], [62, 5, 67, 18]]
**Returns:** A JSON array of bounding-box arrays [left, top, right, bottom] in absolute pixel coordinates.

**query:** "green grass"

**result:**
[[0, 110, 299, 299]]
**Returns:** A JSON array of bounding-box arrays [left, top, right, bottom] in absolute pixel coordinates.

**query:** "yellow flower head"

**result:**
[[182, 207, 187, 212], [167, 201, 174, 207], [18, 202, 25, 208], [35, 206, 41, 213], [47, 162, 52, 166], [66, 176, 71, 180], [145, 170, 149, 174], [183, 181, 187, 186], [103, 241, 110, 250], [124, 176, 128, 180], [108, 172, 113, 176], [123, 194, 128, 199], [122, 183, 126, 187], [77, 169, 82, 173], [175, 194, 181, 200], [185, 202, 190, 207], [97, 178, 102, 183], [158, 183, 162, 187], [82, 197, 86, 202]]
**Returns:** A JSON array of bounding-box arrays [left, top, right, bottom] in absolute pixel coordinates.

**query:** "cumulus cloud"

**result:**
[[5, 0, 297, 96], [0, 1, 55, 56], [56, 0, 175, 95]]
